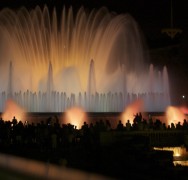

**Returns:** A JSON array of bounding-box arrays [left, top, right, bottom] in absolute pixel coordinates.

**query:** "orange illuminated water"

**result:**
[[2, 99, 25, 122], [0, 6, 171, 112], [121, 99, 144, 124], [62, 107, 88, 129], [165, 106, 186, 125]]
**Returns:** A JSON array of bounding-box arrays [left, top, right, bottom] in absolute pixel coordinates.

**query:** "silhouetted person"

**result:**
[[99, 119, 105, 131], [117, 120, 124, 131], [183, 119, 188, 130], [142, 119, 148, 130], [162, 123, 167, 130], [138, 121, 144, 131], [12, 116, 17, 125], [126, 120, 131, 131], [134, 113, 142, 124], [176, 122, 182, 130], [171, 123, 175, 130], [139, 112, 142, 121], [154, 119, 162, 130], [105, 120, 111, 131]]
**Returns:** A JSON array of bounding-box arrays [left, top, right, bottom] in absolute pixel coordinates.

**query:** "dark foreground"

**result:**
[[0, 113, 188, 179]]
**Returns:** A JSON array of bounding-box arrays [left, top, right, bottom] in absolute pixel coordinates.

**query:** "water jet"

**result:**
[[0, 6, 171, 113]]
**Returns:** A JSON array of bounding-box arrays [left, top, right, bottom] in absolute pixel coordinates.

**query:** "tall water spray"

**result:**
[[0, 6, 171, 112]]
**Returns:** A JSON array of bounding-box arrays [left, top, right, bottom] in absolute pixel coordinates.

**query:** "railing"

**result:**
[[0, 153, 109, 179]]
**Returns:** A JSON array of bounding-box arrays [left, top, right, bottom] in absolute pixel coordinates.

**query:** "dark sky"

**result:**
[[0, 0, 187, 47], [0, 0, 188, 104], [1, 0, 188, 25]]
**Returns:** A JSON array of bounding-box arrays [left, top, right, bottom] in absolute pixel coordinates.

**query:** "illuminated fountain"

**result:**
[[2, 99, 25, 121], [154, 147, 188, 166], [166, 106, 186, 125], [0, 6, 171, 113], [63, 107, 88, 129]]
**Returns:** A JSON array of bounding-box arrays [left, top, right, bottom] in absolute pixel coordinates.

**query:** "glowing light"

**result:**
[[121, 99, 144, 125], [165, 106, 185, 126], [182, 95, 185, 99], [179, 106, 188, 114], [174, 161, 188, 166], [154, 147, 188, 166], [2, 99, 26, 122], [63, 107, 87, 129], [153, 147, 187, 158]]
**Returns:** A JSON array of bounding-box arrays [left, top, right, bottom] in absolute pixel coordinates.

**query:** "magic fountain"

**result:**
[[0, 6, 171, 113]]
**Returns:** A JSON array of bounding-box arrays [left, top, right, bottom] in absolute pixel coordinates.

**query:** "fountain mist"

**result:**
[[0, 6, 171, 112]]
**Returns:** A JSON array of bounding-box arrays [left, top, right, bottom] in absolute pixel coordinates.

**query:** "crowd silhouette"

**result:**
[[0, 113, 188, 153], [0, 113, 188, 179]]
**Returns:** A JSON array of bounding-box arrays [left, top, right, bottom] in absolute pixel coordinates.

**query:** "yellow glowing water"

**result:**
[[154, 146, 188, 166]]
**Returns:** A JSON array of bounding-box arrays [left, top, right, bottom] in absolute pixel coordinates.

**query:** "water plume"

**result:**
[[0, 6, 171, 112], [62, 107, 87, 129], [165, 106, 185, 126], [121, 99, 144, 124], [2, 99, 25, 122]]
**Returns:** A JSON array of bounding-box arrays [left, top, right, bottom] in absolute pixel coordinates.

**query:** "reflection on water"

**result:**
[[174, 161, 188, 166], [153, 146, 188, 166]]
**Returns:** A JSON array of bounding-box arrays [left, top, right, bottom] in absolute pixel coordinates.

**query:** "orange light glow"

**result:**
[[62, 107, 87, 129], [153, 147, 187, 157], [2, 99, 26, 122], [165, 106, 185, 126], [121, 99, 144, 125], [179, 106, 188, 114]]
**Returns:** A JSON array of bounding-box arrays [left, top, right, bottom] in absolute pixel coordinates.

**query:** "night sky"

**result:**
[[0, 0, 188, 105]]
